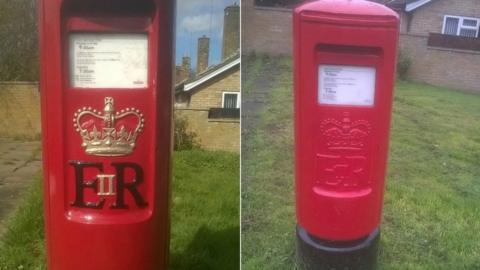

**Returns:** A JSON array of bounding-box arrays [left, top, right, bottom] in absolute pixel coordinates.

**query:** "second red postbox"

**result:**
[[38, 0, 174, 269], [293, 0, 399, 269]]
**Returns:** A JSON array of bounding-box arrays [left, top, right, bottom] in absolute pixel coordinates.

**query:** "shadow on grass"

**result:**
[[170, 226, 239, 270]]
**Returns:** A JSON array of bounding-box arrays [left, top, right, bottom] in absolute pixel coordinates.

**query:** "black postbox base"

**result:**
[[296, 225, 380, 270]]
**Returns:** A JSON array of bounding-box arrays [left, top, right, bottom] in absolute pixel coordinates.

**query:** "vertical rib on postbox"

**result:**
[[294, 0, 399, 244], [38, 0, 174, 269]]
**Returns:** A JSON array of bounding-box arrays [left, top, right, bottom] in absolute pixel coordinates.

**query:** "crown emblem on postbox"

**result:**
[[320, 113, 371, 149], [73, 97, 145, 156]]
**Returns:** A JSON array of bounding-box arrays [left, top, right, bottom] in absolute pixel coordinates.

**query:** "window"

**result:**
[[443, 15, 480, 38], [222, 92, 240, 109], [255, 0, 304, 8]]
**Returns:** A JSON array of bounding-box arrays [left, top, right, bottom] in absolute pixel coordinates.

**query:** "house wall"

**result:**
[[0, 77, 240, 152], [399, 11, 409, 33], [243, 0, 480, 92], [242, 0, 293, 55], [0, 82, 41, 139], [175, 109, 239, 153], [242, 0, 401, 56], [400, 35, 480, 92], [189, 68, 240, 109], [408, 0, 480, 36], [176, 66, 240, 153], [400, 0, 480, 92]]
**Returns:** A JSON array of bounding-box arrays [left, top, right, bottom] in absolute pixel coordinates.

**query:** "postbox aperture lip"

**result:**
[[295, 0, 399, 28], [315, 44, 384, 57], [299, 10, 398, 24], [295, 0, 399, 18], [65, 16, 153, 32], [62, 0, 157, 18]]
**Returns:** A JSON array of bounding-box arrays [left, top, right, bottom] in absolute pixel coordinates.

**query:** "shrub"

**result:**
[[397, 50, 412, 81], [0, 0, 38, 81], [174, 116, 199, 151]]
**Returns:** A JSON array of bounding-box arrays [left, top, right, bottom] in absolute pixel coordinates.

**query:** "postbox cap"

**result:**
[[295, 0, 398, 20]]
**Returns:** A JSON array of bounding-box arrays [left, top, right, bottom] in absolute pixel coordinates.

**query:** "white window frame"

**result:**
[[222, 91, 241, 109], [442, 15, 480, 38]]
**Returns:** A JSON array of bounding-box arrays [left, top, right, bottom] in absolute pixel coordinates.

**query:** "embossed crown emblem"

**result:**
[[73, 97, 145, 156], [320, 113, 371, 149]]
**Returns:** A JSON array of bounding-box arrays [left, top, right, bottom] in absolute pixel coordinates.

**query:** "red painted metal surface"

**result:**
[[38, 0, 174, 269], [293, 0, 399, 241]]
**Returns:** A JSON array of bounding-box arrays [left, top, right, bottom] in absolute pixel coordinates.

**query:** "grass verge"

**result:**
[[0, 149, 240, 270], [170, 149, 240, 270], [0, 174, 45, 270], [241, 56, 480, 270]]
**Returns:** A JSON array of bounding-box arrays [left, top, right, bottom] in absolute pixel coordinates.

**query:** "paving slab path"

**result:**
[[0, 138, 42, 235]]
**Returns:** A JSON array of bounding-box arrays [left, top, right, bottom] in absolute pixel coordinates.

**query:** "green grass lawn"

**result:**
[[0, 149, 239, 270], [241, 55, 480, 270]]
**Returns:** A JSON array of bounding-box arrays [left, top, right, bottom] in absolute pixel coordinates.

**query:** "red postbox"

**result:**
[[293, 0, 399, 268], [38, 0, 174, 269]]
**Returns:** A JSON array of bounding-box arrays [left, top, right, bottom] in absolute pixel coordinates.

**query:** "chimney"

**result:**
[[174, 56, 191, 84], [222, 3, 240, 60], [181, 55, 191, 81], [197, 35, 210, 74]]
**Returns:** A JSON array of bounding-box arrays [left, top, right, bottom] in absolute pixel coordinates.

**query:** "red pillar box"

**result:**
[[293, 0, 399, 269], [38, 0, 174, 269]]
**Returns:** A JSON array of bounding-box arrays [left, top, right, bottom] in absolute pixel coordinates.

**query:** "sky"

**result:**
[[176, 0, 238, 70]]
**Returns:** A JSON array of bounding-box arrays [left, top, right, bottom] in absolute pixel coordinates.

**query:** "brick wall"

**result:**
[[0, 82, 41, 139], [242, 0, 399, 55], [399, 11, 409, 34], [407, 0, 480, 36], [0, 80, 241, 151], [175, 109, 239, 153], [189, 68, 240, 109], [400, 0, 480, 92], [243, 0, 480, 92], [242, 0, 293, 55], [400, 34, 480, 92], [175, 64, 240, 152]]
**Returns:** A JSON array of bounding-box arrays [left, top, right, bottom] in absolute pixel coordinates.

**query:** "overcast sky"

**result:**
[[176, 0, 237, 69]]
